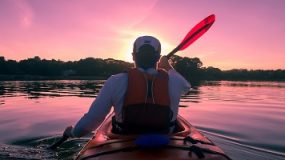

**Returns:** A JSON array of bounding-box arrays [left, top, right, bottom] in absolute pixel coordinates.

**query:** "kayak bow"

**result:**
[[75, 113, 231, 160]]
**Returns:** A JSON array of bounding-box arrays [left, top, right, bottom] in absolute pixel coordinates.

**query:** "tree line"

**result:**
[[0, 56, 284, 82]]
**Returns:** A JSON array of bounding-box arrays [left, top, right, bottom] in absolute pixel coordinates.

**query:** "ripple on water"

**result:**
[[197, 126, 285, 160], [0, 143, 55, 160], [1, 80, 285, 160], [0, 136, 90, 160]]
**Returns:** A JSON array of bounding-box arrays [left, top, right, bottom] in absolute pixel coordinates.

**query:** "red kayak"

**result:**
[[75, 113, 231, 160]]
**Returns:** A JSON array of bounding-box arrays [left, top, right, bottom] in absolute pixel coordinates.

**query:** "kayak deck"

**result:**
[[75, 113, 231, 160]]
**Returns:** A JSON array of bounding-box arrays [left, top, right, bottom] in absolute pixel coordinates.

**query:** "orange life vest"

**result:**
[[113, 68, 174, 134]]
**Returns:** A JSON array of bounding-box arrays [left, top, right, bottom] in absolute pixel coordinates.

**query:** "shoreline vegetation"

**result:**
[[0, 56, 284, 82]]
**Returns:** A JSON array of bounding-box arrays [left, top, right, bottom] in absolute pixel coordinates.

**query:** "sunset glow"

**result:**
[[1, 0, 285, 70]]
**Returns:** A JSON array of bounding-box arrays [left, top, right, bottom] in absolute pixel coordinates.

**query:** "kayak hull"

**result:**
[[75, 113, 230, 160]]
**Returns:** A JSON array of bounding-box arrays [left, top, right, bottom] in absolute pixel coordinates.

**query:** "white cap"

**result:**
[[133, 36, 161, 54]]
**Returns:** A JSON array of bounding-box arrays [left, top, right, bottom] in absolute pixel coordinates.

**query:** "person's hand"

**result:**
[[63, 126, 74, 138], [158, 56, 173, 71]]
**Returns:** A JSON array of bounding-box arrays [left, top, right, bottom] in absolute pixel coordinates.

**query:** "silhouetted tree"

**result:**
[[0, 56, 284, 81], [171, 55, 203, 83], [202, 67, 222, 80]]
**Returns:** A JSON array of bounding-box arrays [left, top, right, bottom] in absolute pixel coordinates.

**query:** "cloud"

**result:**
[[13, 0, 34, 28]]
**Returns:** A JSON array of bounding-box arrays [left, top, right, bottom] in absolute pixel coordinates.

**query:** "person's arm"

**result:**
[[158, 56, 190, 94], [157, 56, 174, 71], [64, 77, 115, 138], [168, 69, 191, 94]]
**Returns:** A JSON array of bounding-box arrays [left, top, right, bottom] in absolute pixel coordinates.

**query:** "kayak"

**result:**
[[75, 113, 231, 160]]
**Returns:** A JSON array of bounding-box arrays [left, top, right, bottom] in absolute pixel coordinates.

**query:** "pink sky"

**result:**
[[0, 0, 284, 70]]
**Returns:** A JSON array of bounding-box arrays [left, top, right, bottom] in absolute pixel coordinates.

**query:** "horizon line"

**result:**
[[0, 55, 284, 71]]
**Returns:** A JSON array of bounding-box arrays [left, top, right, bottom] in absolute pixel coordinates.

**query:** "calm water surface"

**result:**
[[0, 80, 284, 160]]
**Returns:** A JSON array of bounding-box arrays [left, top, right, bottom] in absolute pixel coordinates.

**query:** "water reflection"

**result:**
[[0, 80, 285, 160], [1, 80, 285, 105], [0, 80, 203, 105], [0, 80, 105, 100], [184, 81, 285, 105], [201, 81, 285, 88]]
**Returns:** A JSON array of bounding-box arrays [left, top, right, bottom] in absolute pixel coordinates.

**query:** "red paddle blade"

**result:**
[[179, 14, 215, 51], [166, 14, 216, 59]]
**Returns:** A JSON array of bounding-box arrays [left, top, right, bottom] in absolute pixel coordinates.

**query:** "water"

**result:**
[[0, 80, 284, 160]]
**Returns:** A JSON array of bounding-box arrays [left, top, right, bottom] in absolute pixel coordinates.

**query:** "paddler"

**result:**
[[63, 36, 190, 137]]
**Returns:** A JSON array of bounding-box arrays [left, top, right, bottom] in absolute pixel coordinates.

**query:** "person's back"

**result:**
[[63, 36, 190, 137], [112, 67, 173, 134]]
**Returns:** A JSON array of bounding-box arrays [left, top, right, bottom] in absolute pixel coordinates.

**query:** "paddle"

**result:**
[[166, 14, 215, 59], [48, 135, 69, 150], [48, 126, 72, 150]]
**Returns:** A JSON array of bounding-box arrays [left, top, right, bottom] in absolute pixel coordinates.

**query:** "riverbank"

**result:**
[[1, 74, 284, 83]]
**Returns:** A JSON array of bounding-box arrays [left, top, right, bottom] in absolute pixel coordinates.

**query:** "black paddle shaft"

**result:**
[[48, 135, 69, 150]]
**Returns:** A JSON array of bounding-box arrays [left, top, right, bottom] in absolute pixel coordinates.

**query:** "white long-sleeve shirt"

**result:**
[[72, 68, 190, 137]]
